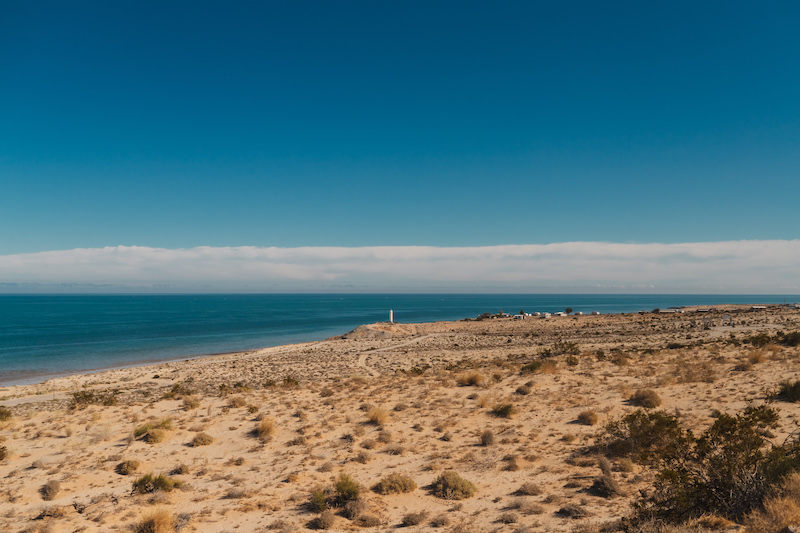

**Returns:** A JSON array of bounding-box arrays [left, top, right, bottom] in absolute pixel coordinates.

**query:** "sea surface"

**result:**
[[1, 294, 797, 386]]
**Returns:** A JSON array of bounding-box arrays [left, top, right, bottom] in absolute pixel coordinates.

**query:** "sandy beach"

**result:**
[[2, 304, 800, 532]]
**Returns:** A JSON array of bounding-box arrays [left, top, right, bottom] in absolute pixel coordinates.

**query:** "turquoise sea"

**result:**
[[1, 294, 797, 386]]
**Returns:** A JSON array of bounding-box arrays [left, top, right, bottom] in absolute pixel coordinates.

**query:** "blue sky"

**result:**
[[1, 2, 799, 292]]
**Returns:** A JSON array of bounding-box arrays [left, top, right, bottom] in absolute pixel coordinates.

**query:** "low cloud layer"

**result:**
[[1, 241, 798, 293]]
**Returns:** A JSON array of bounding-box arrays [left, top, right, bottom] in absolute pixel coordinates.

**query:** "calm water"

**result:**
[[0, 294, 796, 386]]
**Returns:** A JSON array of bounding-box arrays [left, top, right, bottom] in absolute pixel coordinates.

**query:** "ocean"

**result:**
[[0, 294, 797, 386]]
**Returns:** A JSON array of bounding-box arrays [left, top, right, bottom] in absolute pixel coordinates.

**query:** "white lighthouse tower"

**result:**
[[389, 309, 394, 324]]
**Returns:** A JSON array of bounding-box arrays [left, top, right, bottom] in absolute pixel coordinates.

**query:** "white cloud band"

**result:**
[[0, 241, 798, 293]]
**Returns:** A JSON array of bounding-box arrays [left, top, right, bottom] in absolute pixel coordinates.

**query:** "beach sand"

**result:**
[[1, 305, 799, 532]]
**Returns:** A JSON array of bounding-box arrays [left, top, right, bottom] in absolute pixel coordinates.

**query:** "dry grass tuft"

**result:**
[[253, 418, 275, 442], [456, 371, 485, 387], [39, 480, 61, 501], [577, 410, 599, 425], [116, 460, 141, 475], [629, 389, 661, 408], [366, 407, 389, 426], [189, 432, 214, 447], [133, 508, 177, 533]]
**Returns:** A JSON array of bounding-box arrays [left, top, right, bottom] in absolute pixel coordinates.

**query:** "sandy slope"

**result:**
[[1, 305, 799, 532]]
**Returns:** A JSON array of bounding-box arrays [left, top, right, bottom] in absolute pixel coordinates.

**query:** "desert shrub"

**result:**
[[780, 331, 800, 347], [743, 471, 800, 532], [70, 388, 119, 408], [602, 410, 688, 464], [557, 504, 590, 518], [39, 480, 61, 500], [182, 395, 200, 410], [131, 473, 182, 494], [430, 471, 476, 500], [634, 405, 800, 524], [308, 509, 336, 529], [134, 418, 173, 442], [515, 384, 531, 395], [491, 403, 516, 418], [498, 512, 519, 523], [283, 376, 299, 387], [308, 488, 329, 512], [0, 446, 6, 461], [116, 460, 141, 475], [357, 514, 382, 527], [630, 389, 662, 408], [565, 355, 579, 366], [0, 406, 12, 421], [189, 432, 214, 447], [748, 349, 767, 364], [456, 371, 485, 387], [515, 482, 542, 496], [333, 473, 361, 505], [520, 361, 542, 373], [372, 473, 417, 494], [480, 430, 495, 446], [553, 340, 580, 355], [430, 514, 451, 527], [666, 342, 684, 350], [253, 418, 275, 442], [341, 498, 367, 520], [401, 510, 428, 526], [366, 407, 388, 426], [775, 380, 800, 403], [577, 410, 599, 425], [133, 509, 177, 533], [589, 474, 622, 498], [748, 333, 773, 347], [228, 396, 247, 408]]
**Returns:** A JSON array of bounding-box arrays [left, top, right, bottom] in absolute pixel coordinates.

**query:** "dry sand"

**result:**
[[1, 305, 799, 532]]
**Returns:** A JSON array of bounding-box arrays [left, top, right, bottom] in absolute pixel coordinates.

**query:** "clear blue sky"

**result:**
[[1, 1, 799, 256]]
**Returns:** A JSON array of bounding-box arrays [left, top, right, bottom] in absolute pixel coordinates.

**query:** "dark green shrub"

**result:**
[[634, 405, 800, 523], [666, 343, 684, 350], [0, 406, 12, 421], [776, 380, 800, 402], [70, 389, 119, 408], [565, 355, 579, 366], [602, 410, 688, 464], [0, 446, 7, 461], [333, 474, 361, 505], [589, 474, 622, 498], [781, 331, 800, 347], [748, 333, 773, 347], [308, 488, 329, 512], [553, 340, 579, 355], [430, 471, 476, 500], [372, 473, 417, 494]]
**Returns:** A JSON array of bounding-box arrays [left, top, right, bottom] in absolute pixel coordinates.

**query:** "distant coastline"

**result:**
[[0, 294, 797, 387]]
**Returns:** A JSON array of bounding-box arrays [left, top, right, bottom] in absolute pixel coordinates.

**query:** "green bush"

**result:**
[[633, 405, 800, 523], [333, 474, 361, 505], [520, 361, 543, 373], [0, 406, 12, 421], [781, 331, 800, 347], [602, 410, 688, 464], [371, 473, 417, 495], [189, 432, 214, 447], [430, 471, 476, 500], [776, 380, 800, 403], [70, 389, 119, 408], [0, 446, 7, 461]]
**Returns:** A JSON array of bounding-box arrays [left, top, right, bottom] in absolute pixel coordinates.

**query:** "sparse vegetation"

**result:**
[[491, 403, 515, 418], [39, 480, 61, 501], [116, 460, 141, 475], [366, 406, 388, 426], [372, 473, 417, 494], [456, 371, 485, 387], [131, 473, 183, 494], [0, 406, 12, 421], [189, 432, 214, 447], [577, 410, 599, 425], [133, 509, 177, 533], [430, 471, 476, 500], [630, 388, 662, 408], [253, 417, 275, 442]]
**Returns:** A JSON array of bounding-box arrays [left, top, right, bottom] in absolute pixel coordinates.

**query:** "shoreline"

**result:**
[[1, 302, 794, 405]]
